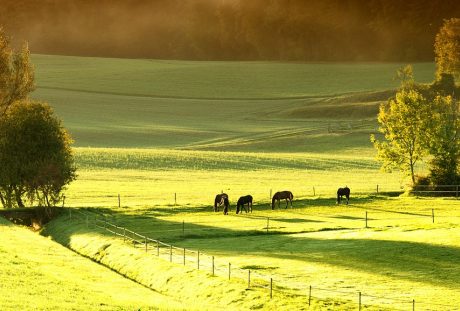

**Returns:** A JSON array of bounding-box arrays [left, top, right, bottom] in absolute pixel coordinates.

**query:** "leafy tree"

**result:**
[[434, 18, 460, 80], [0, 100, 76, 209], [371, 84, 431, 185], [0, 28, 35, 115], [425, 93, 460, 185]]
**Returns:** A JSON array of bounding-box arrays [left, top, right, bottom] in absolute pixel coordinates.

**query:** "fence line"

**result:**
[[66, 209, 457, 310], [61, 183, 460, 211]]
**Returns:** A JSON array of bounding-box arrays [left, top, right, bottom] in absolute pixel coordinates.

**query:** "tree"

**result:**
[[0, 100, 76, 209], [434, 18, 460, 80], [425, 94, 460, 185], [371, 86, 431, 185], [0, 28, 35, 115]]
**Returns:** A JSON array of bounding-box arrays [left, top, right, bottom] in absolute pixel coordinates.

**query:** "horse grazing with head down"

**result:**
[[236, 195, 253, 214], [271, 191, 293, 210], [337, 186, 350, 205], [214, 193, 230, 214]]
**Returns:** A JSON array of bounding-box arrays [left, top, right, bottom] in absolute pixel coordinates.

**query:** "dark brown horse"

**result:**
[[271, 191, 293, 210], [214, 193, 230, 214], [236, 195, 253, 214], [337, 186, 350, 205]]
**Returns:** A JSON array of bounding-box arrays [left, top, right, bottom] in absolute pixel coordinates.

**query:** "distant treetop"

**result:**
[[1, 0, 459, 61]]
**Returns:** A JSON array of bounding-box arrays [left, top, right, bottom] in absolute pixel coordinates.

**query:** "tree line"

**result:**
[[372, 19, 460, 187], [1, 0, 459, 61]]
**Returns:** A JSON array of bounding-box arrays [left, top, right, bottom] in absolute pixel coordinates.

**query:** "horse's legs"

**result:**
[[285, 198, 288, 209]]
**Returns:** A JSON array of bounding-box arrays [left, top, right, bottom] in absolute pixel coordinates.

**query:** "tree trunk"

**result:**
[[13, 186, 25, 208], [0, 191, 5, 207]]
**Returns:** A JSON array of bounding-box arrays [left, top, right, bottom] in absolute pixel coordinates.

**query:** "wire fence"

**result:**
[[61, 183, 460, 210], [67, 208, 459, 311]]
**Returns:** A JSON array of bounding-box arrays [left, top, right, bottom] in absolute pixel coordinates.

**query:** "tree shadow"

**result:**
[[44, 205, 460, 290]]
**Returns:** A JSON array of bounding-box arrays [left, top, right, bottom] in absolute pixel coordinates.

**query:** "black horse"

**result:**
[[337, 186, 350, 205], [236, 195, 253, 214], [214, 193, 230, 214], [271, 191, 293, 210]]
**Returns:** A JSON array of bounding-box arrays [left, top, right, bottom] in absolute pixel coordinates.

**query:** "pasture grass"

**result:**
[[43, 196, 460, 310], [31, 55, 435, 150], [0, 217, 185, 310], [32, 55, 435, 99], [15, 54, 455, 310], [64, 146, 408, 209]]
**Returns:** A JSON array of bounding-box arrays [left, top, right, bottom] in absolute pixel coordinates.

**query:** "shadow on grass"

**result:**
[[45, 204, 460, 291]]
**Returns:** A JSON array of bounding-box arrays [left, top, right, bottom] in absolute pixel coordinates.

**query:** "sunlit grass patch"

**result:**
[[0, 217, 184, 310]]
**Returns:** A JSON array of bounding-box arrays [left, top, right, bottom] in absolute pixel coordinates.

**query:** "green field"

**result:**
[[31, 55, 435, 150], [42, 197, 460, 310], [2, 55, 459, 310], [0, 216, 186, 310]]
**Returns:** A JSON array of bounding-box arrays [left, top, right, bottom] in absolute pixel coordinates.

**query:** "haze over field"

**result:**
[[2, 0, 460, 61]]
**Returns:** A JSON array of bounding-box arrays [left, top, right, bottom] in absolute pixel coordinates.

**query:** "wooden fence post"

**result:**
[[359, 292, 362, 311], [248, 270, 251, 289], [270, 278, 273, 299], [412, 299, 415, 311], [182, 220, 185, 236], [212, 256, 215, 276], [308, 285, 312, 306], [365, 211, 368, 228], [183, 248, 186, 265], [197, 251, 200, 270], [174, 193, 177, 206], [228, 262, 231, 280], [376, 184, 379, 194], [118, 194, 120, 208], [266, 217, 269, 233], [313, 186, 316, 196], [432, 209, 435, 223], [62, 196, 66, 208], [169, 245, 172, 262]]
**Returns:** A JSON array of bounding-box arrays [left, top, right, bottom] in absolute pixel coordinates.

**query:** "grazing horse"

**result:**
[[214, 193, 230, 214], [236, 195, 253, 214], [271, 191, 293, 210], [337, 186, 350, 205]]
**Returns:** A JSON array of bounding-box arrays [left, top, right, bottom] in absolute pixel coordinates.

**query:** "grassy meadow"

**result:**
[[0, 216, 185, 310], [2, 54, 459, 310], [42, 197, 460, 310]]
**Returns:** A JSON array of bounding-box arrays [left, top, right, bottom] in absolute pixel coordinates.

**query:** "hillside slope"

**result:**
[[0, 217, 184, 310], [31, 55, 435, 150]]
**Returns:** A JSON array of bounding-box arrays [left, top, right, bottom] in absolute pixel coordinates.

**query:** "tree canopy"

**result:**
[[0, 101, 76, 208], [435, 18, 460, 80], [0, 28, 35, 115], [1, 0, 459, 61], [371, 86, 431, 184], [0, 29, 76, 209]]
